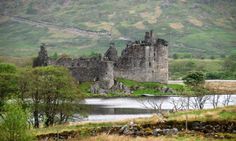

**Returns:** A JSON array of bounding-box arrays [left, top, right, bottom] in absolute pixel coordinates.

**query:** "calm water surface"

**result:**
[[74, 95, 236, 122]]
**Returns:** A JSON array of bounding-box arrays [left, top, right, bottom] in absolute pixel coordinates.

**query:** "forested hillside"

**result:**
[[0, 0, 235, 57]]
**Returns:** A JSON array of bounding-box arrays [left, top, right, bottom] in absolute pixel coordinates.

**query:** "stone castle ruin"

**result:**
[[34, 31, 168, 93]]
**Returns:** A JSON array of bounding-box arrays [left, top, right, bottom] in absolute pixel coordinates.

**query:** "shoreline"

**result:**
[[84, 80, 236, 98]]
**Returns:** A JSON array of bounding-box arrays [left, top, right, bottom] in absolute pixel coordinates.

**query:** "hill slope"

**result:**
[[0, 0, 235, 57]]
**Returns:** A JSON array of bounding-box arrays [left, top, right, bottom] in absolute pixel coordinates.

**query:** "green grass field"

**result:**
[[169, 59, 223, 79]]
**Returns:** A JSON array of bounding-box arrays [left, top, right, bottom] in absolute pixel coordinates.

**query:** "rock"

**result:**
[[111, 81, 131, 94], [123, 86, 131, 94], [191, 121, 202, 130], [153, 128, 162, 136], [119, 122, 142, 136], [153, 128, 178, 136], [159, 87, 174, 93], [119, 125, 128, 134], [98, 89, 108, 95], [90, 83, 100, 94]]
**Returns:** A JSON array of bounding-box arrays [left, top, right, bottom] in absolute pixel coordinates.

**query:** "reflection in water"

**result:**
[[76, 95, 236, 122]]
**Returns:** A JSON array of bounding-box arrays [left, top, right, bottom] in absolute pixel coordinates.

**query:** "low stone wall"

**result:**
[[37, 121, 236, 140]]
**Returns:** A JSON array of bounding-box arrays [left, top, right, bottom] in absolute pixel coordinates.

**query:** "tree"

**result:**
[[223, 53, 236, 73], [211, 95, 220, 109], [210, 56, 215, 60], [173, 53, 179, 59], [51, 52, 58, 60], [182, 71, 205, 87], [0, 99, 33, 141], [182, 71, 207, 131], [19, 66, 82, 127], [0, 63, 18, 108]]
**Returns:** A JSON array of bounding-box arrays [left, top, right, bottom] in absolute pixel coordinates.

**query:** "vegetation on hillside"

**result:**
[[170, 53, 236, 80], [0, 0, 236, 57]]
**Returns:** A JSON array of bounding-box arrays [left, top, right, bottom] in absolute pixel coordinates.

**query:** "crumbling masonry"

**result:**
[[36, 31, 168, 90]]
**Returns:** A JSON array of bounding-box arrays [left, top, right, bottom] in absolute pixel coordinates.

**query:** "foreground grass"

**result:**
[[34, 115, 163, 136], [69, 133, 236, 141], [168, 106, 236, 122], [34, 106, 236, 136]]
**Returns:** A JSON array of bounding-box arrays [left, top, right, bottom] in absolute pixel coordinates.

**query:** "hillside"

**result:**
[[0, 0, 236, 58]]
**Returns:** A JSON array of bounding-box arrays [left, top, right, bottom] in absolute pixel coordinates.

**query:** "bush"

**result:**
[[182, 71, 205, 87], [0, 100, 34, 141], [0, 63, 18, 108], [206, 72, 223, 79], [0, 63, 16, 73], [173, 54, 179, 59], [223, 53, 236, 73]]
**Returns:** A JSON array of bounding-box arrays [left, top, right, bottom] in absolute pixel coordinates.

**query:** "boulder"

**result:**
[[153, 128, 178, 136]]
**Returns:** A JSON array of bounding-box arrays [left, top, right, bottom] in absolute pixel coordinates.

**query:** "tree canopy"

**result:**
[[0, 63, 18, 107], [19, 66, 82, 127]]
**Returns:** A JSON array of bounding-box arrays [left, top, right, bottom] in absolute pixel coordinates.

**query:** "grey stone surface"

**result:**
[[153, 128, 178, 136], [114, 30, 168, 83], [104, 42, 118, 62]]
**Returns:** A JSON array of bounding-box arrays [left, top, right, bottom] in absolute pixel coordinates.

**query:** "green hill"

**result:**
[[0, 0, 235, 58]]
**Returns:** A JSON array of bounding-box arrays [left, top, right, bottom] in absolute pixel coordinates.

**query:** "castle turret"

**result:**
[[33, 43, 48, 67], [98, 61, 114, 89], [104, 42, 118, 62]]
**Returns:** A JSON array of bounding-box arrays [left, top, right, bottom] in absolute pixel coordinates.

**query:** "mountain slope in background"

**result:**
[[0, 0, 235, 57]]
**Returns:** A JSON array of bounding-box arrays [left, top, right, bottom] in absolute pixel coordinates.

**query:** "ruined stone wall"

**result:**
[[70, 58, 101, 82], [153, 41, 168, 83], [47, 30, 168, 88], [114, 33, 168, 83], [50, 56, 114, 89]]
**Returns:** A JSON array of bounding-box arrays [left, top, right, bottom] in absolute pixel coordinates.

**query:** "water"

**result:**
[[75, 95, 236, 122]]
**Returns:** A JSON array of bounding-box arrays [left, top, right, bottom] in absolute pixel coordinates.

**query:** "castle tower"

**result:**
[[98, 61, 114, 89], [114, 31, 168, 83], [103, 42, 118, 62], [33, 43, 48, 67]]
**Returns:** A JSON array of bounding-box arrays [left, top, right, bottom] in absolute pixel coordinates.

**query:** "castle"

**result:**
[[34, 30, 168, 91]]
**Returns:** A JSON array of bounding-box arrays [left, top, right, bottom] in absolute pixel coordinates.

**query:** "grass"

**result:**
[[79, 82, 93, 96], [116, 78, 185, 96], [33, 114, 163, 136], [34, 106, 236, 140], [167, 106, 236, 122], [69, 133, 236, 141]]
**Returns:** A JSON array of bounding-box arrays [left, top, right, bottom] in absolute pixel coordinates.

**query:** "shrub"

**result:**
[[0, 100, 34, 141], [182, 71, 205, 87]]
